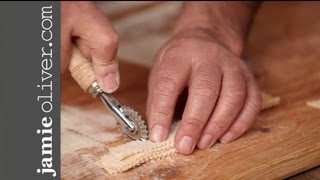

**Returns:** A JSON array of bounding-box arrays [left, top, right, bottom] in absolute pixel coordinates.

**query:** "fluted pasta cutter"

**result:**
[[68, 45, 148, 141]]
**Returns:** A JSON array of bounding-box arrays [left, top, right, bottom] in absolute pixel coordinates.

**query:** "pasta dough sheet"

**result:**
[[98, 92, 280, 174]]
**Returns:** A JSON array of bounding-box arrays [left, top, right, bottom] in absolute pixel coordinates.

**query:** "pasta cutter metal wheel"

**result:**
[[98, 91, 149, 141], [68, 45, 148, 141], [120, 106, 148, 141]]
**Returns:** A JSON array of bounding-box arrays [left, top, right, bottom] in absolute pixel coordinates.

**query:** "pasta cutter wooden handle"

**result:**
[[68, 45, 96, 92]]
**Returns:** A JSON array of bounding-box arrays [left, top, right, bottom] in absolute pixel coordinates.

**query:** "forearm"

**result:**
[[174, 2, 260, 56]]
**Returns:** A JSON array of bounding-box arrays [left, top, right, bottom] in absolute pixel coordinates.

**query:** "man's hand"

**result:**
[[147, 2, 261, 155], [61, 2, 119, 93]]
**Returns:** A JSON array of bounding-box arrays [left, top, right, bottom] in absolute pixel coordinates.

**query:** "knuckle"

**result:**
[[183, 117, 203, 130], [161, 45, 184, 61], [91, 32, 119, 66], [225, 90, 246, 107], [192, 79, 218, 100], [99, 32, 119, 49], [163, 46, 178, 57], [212, 120, 229, 132], [153, 108, 171, 121], [225, 63, 242, 78], [109, 32, 119, 44], [154, 76, 178, 96], [233, 90, 246, 102], [191, 63, 221, 101]]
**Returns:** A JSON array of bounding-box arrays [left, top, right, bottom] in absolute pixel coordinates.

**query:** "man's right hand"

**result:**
[[61, 2, 120, 93]]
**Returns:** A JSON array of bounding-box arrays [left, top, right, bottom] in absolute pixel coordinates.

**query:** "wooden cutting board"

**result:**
[[61, 2, 320, 179]]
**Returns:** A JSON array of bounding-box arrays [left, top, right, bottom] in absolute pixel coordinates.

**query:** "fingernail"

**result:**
[[102, 72, 119, 93], [177, 136, 194, 154], [150, 125, 165, 143], [197, 135, 214, 149], [220, 132, 235, 144]]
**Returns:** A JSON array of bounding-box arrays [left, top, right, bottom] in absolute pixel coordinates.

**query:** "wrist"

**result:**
[[173, 2, 259, 57], [172, 26, 244, 57]]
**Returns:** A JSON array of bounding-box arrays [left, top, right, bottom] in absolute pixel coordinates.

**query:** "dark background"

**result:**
[[0, 2, 60, 179]]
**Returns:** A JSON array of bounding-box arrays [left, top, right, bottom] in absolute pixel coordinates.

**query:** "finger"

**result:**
[[60, 33, 71, 73], [175, 62, 222, 154], [147, 50, 189, 143], [60, 31, 71, 73], [71, 2, 119, 93], [197, 62, 246, 149], [219, 63, 261, 143], [146, 44, 174, 119], [60, 2, 73, 73], [146, 65, 157, 120]]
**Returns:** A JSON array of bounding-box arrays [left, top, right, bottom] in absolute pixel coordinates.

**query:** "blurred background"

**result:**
[[95, 1, 182, 66]]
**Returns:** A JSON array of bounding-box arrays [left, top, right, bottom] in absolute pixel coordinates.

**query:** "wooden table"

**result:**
[[61, 2, 320, 179]]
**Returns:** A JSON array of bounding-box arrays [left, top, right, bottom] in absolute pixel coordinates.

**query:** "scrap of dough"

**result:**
[[306, 99, 320, 109], [261, 92, 280, 110], [98, 92, 280, 174]]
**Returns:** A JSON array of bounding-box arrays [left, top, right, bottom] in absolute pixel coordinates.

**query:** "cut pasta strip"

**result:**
[[97, 124, 178, 174]]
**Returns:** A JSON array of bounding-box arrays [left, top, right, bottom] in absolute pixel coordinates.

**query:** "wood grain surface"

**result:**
[[61, 2, 320, 179]]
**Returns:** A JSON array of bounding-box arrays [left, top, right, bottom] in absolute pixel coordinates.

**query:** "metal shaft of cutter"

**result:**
[[99, 93, 136, 131]]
